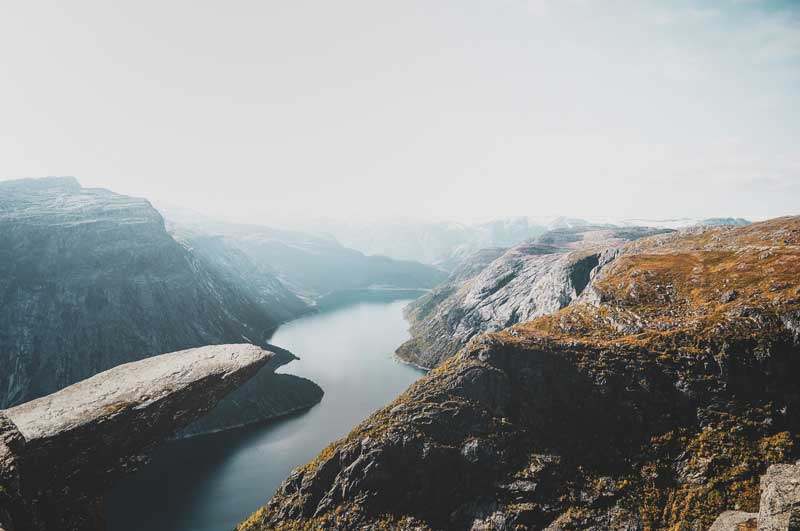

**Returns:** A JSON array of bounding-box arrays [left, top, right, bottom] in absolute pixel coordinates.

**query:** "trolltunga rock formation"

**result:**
[[0, 344, 270, 531]]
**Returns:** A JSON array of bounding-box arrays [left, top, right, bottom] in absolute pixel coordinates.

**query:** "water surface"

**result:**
[[107, 297, 423, 531]]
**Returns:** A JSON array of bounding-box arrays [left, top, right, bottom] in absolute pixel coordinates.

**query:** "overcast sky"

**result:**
[[1, 1, 798, 224]]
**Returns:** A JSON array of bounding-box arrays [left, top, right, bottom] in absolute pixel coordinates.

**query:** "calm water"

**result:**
[[107, 297, 424, 531]]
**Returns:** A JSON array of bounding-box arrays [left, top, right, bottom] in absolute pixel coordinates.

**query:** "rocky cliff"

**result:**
[[397, 226, 669, 368], [176, 344, 322, 438], [0, 344, 269, 531], [241, 217, 800, 530], [0, 177, 320, 434]]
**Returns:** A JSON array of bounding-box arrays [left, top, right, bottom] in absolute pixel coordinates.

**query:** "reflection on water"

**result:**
[[107, 297, 424, 531]]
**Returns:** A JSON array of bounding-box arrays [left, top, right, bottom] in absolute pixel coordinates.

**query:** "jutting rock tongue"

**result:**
[[0, 344, 271, 531]]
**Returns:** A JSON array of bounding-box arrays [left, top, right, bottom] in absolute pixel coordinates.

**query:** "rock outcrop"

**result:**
[[711, 461, 800, 530], [397, 226, 669, 368], [241, 217, 800, 530], [177, 344, 322, 438], [0, 344, 270, 531], [0, 177, 320, 435]]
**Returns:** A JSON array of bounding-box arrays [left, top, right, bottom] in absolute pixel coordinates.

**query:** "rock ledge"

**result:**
[[0, 344, 270, 531]]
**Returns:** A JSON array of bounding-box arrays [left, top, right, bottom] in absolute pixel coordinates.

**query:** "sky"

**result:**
[[1, 1, 798, 224]]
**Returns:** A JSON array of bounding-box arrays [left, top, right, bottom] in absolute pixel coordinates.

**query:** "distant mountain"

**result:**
[[0, 177, 320, 432], [698, 217, 751, 227], [163, 211, 448, 300], [268, 216, 752, 271], [603, 217, 752, 230], [295, 217, 554, 270]]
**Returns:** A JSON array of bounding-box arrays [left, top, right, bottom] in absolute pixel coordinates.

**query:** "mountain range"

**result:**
[[0, 177, 442, 436]]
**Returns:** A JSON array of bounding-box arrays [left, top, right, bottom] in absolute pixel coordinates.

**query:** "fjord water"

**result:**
[[107, 297, 424, 531]]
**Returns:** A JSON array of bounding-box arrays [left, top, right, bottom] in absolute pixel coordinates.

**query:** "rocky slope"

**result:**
[[241, 217, 800, 530], [0, 344, 269, 531], [0, 177, 320, 433], [397, 226, 669, 368]]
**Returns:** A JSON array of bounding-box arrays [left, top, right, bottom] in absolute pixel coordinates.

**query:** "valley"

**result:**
[[107, 296, 424, 531]]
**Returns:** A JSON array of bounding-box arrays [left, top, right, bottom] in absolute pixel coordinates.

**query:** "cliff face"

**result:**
[[243, 217, 800, 531], [397, 227, 669, 368], [0, 177, 320, 434], [0, 344, 269, 531]]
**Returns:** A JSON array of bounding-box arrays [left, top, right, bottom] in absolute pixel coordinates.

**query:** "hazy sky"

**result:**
[[1, 1, 798, 224]]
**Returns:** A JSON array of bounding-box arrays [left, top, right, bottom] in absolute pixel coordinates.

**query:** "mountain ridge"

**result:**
[[241, 217, 800, 531]]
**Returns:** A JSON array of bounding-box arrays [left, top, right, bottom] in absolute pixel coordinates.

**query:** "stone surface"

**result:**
[[176, 344, 323, 438], [759, 462, 800, 530], [711, 461, 800, 530], [0, 344, 269, 531], [242, 217, 800, 531], [397, 226, 670, 368]]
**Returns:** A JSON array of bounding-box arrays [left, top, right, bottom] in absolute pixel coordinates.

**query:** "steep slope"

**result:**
[[398, 226, 669, 368], [165, 215, 447, 299], [0, 344, 269, 531], [175, 232, 311, 322], [242, 217, 800, 531], [0, 177, 320, 433]]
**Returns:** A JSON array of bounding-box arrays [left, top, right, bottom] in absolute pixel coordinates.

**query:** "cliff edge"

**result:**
[[243, 217, 800, 530], [0, 344, 269, 531]]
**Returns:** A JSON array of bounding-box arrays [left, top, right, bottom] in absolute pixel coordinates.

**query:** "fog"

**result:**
[[1, 1, 798, 225]]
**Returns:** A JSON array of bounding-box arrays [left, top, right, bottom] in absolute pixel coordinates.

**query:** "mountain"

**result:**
[[276, 217, 751, 273], [606, 217, 752, 230], [164, 213, 448, 299], [397, 226, 670, 368], [241, 217, 800, 530], [293, 217, 552, 270], [699, 217, 752, 227], [0, 177, 320, 432]]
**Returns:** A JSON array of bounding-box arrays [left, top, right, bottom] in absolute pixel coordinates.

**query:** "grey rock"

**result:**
[[0, 344, 269, 531], [759, 462, 800, 530], [397, 226, 670, 368], [721, 289, 739, 303], [782, 311, 800, 345], [710, 461, 800, 530]]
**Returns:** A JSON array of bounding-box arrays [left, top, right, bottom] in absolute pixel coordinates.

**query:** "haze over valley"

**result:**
[[1, 1, 799, 530]]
